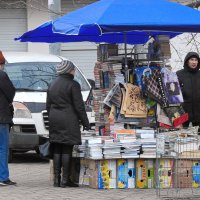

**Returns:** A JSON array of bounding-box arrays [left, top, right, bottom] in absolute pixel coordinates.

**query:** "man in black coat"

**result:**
[[0, 51, 16, 186], [176, 52, 200, 131], [46, 60, 90, 187]]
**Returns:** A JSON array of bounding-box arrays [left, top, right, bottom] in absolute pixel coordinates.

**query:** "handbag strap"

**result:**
[[156, 70, 168, 108]]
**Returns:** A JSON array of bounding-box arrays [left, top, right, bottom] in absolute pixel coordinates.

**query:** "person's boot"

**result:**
[[60, 154, 71, 188], [66, 179, 79, 187], [60, 154, 79, 188], [53, 154, 61, 187]]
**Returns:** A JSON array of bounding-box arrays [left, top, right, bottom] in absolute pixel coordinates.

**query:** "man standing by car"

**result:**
[[0, 51, 16, 186]]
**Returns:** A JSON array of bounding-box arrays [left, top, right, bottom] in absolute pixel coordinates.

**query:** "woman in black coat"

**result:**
[[46, 60, 90, 187], [176, 52, 200, 130]]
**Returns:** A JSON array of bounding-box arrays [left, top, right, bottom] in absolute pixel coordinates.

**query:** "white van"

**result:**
[[3, 52, 94, 161]]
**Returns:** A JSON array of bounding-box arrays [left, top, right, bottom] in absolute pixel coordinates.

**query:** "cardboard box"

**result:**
[[79, 159, 90, 186], [136, 159, 154, 189], [192, 161, 200, 188], [117, 159, 135, 188], [88, 159, 117, 189], [174, 160, 192, 188], [157, 159, 173, 188]]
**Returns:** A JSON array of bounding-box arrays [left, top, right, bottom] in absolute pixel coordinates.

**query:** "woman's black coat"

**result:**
[[176, 52, 200, 123], [0, 71, 15, 124], [46, 74, 90, 145]]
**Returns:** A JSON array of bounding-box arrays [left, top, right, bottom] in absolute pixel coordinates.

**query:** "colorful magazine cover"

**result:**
[[161, 67, 183, 105]]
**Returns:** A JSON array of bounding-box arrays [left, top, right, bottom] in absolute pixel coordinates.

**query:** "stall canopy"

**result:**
[[15, 21, 178, 44], [52, 0, 200, 34], [16, 0, 200, 44]]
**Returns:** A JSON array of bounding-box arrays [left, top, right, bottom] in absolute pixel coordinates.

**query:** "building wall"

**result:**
[[26, 0, 49, 53], [0, 0, 27, 52]]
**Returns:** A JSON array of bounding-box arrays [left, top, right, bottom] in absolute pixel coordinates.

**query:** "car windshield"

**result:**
[[4, 62, 90, 92]]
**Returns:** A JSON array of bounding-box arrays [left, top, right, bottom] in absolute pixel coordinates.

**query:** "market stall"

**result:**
[[15, 0, 200, 197]]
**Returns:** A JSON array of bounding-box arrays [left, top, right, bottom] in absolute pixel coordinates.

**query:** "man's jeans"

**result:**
[[0, 124, 9, 181]]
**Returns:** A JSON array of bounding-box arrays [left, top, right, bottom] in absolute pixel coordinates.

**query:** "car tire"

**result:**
[[35, 147, 40, 154], [8, 148, 13, 163]]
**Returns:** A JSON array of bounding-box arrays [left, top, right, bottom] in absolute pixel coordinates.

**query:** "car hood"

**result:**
[[14, 90, 90, 103]]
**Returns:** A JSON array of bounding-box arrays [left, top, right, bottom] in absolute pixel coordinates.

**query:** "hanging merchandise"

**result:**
[[104, 83, 122, 108], [108, 104, 116, 124], [144, 68, 188, 127], [135, 66, 159, 92], [156, 103, 172, 127], [123, 84, 147, 118], [143, 69, 164, 106], [161, 67, 183, 105], [156, 70, 188, 127], [120, 88, 126, 115], [135, 66, 158, 125], [163, 106, 188, 127]]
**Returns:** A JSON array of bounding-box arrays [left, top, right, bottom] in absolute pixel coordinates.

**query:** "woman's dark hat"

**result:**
[[56, 60, 75, 75]]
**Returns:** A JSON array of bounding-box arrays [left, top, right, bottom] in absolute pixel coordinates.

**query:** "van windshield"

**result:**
[[5, 62, 91, 92]]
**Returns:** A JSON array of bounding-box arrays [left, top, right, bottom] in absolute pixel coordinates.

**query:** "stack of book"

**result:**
[[136, 129, 156, 158], [112, 63, 124, 84], [101, 62, 115, 89], [110, 123, 124, 136], [136, 129, 155, 139], [113, 129, 140, 158], [92, 89, 110, 135], [157, 129, 199, 157], [73, 134, 96, 157], [139, 138, 157, 158], [94, 62, 102, 89], [93, 62, 115, 89], [174, 137, 198, 153], [85, 138, 103, 159], [102, 143, 122, 159], [113, 129, 136, 139], [120, 138, 140, 158], [72, 145, 86, 158]]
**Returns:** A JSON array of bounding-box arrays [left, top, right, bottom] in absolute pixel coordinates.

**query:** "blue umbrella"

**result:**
[[15, 21, 178, 44], [52, 0, 200, 35]]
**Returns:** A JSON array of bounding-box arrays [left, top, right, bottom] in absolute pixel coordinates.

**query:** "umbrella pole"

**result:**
[[124, 32, 128, 83]]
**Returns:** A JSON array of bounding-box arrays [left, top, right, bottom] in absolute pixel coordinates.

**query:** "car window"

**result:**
[[74, 68, 91, 91], [4, 62, 90, 92]]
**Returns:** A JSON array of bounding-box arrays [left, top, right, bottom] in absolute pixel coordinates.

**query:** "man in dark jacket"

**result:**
[[0, 51, 16, 186], [46, 60, 90, 188], [176, 52, 200, 131]]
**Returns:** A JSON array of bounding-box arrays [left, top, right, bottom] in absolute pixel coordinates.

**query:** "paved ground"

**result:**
[[1, 152, 198, 200]]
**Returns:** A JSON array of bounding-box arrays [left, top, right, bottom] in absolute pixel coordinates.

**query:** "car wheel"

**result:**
[[8, 148, 13, 163], [35, 147, 40, 154]]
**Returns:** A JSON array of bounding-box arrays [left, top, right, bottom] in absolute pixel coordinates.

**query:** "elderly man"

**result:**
[[0, 51, 16, 186]]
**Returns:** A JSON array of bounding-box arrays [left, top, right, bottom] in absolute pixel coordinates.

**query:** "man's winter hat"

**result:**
[[183, 52, 200, 72], [184, 52, 200, 63], [56, 60, 75, 75], [0, 51, 5, 64]]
